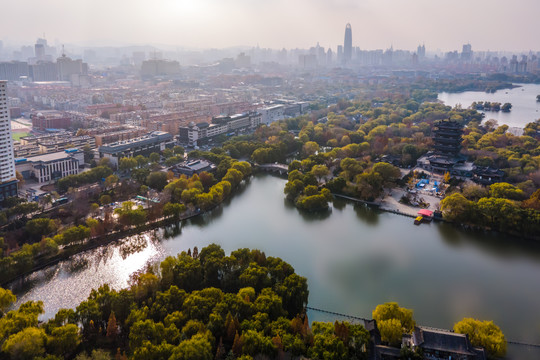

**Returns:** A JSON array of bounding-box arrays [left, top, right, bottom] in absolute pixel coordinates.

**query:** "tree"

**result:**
[[0, 287, 16, 316], [170, 334, 213, 360], [302, 141, 319, 157], [135, 155, 147, 168], [2, 327, 47, 359], [83, 145, 94, 163], [146, 172, 168, 191], [104, 175, 119, 190], [162, 203, 186, 220], [489, 182, 525, 200], [25, 218, 57, 240], [106, 311, 118, 339], [149, 152, 161, 163], [378, 318, 403, 346], [501, 103, 512, 112], [75, 349, 113, 360], [16, 170, 25, 186], [284, 180, 304, 201], [372, 162, 400, 185], [440, 193, 473, 222], [311, 165, 329, 183], [222, 169, 243, 188], [48, 324, 81, 357], [100, 195, 112, 206], [444, 172, 451, 183], [163, 149, 173, 159], [173, 146, 185, 156], [372, 302, 415, 333], [119, 157, 137, 172], [454, 318, 506, 358]]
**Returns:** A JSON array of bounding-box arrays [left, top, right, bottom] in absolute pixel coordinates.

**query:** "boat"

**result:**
[[416, 209, 434, 223], [414, 216, 423, 225]]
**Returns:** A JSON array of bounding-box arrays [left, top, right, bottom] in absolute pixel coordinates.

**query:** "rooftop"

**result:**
[[413, 327, 483, 358], [16, 149, 81, 163]]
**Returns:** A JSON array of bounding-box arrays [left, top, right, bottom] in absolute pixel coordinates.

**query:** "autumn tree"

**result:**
[[454, 318, 506, 358]]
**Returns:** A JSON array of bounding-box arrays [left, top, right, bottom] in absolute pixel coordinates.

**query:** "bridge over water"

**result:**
[[256, 163, 289, 175]]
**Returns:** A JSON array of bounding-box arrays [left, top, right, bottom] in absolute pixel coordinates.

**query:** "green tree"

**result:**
[[100, 195, 112, 206], [149, 152, 161, 163], [163, 203, 186, 220], [135, 155, 148, 168], [170, 333, 213, 360], [75, 349, 113, 360], [311, 165, 329, 183], [440, 193, 473, 222], [302, 141, 319, 157], [0, 288, 16, 316], [372, 302, 415, 333], [372, 162, 401, 185], [2, 327, 47, 360], [25, 218, 57, 240], [119, 157, 137, 172], [489, 182, 525, 200], [454, 318, 506, 358], [48, 323, 81, 357], [173, 146, 185, 156], [146, 172, 168, 191], [378, 318, 403, 346]]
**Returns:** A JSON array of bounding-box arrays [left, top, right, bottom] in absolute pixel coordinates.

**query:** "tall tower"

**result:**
[[0, 81, 18, 200], [344, 23, 352, 63]]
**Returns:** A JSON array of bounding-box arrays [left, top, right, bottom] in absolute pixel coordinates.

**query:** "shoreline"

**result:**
[[3, 176, 538, 287]]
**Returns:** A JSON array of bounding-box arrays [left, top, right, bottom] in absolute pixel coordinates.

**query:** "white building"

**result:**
[[258, 105, 285, 125], [178, 112, 261, 147], [15, 149, 83, 184], [0, 81, 18, 200]]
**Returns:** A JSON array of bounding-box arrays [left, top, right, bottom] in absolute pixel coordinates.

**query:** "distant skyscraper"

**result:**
[[35, 44, 45, 61], [461, 43, 472, 62], [417, 44, 425, 59], [0, 81, 18, 200], [344, 23, 352, 63]]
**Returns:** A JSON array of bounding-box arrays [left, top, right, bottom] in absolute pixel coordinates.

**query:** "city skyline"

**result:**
[[1, 0, 540, 52]]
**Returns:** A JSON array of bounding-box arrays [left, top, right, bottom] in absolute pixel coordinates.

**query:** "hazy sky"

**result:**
[[2, 0, 539, 52]]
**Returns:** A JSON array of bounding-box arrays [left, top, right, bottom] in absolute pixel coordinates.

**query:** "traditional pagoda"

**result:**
[[428, 119, 464, 173], [433, 120, 463, 156]]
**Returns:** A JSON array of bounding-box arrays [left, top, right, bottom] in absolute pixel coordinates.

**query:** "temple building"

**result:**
[[428, 119, 465, 173]]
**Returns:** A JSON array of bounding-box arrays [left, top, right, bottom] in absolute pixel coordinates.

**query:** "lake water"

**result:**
[[9, 174, 540, 358], [438, 83, 540, 128]]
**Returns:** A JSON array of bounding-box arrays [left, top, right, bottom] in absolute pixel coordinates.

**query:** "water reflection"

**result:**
[[437, 221, 540, 261], [332, 197, 347, 211], [353, 204, 379, 225], [7, 174, 540, 359], [10, 233, 163, 319]]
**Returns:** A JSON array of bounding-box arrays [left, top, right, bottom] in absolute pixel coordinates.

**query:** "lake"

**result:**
[[438, 83, 540, 129], [9, 174, 540, 358]]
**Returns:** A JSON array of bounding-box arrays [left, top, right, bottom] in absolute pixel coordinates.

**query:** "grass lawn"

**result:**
[[12, 132, 29, 141]]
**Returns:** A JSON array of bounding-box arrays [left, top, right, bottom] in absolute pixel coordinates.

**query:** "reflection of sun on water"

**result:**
[[112, 235, 160, 287], [13, 234, 164, 319]]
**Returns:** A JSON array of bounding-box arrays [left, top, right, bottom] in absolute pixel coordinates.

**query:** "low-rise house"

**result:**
[[169, 159, 216, 177], [365, 320, 486, 360]]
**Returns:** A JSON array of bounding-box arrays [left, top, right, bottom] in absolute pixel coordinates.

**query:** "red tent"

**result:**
[[418, 209, 433, 217]]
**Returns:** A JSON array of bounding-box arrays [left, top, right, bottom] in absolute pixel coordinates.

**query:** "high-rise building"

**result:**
[[0, 81, 18, 200], [461, 43, 473, 62], [35, 43, 45, 61], [417, 44, 426, 59], [344, 23, 352, 63]]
